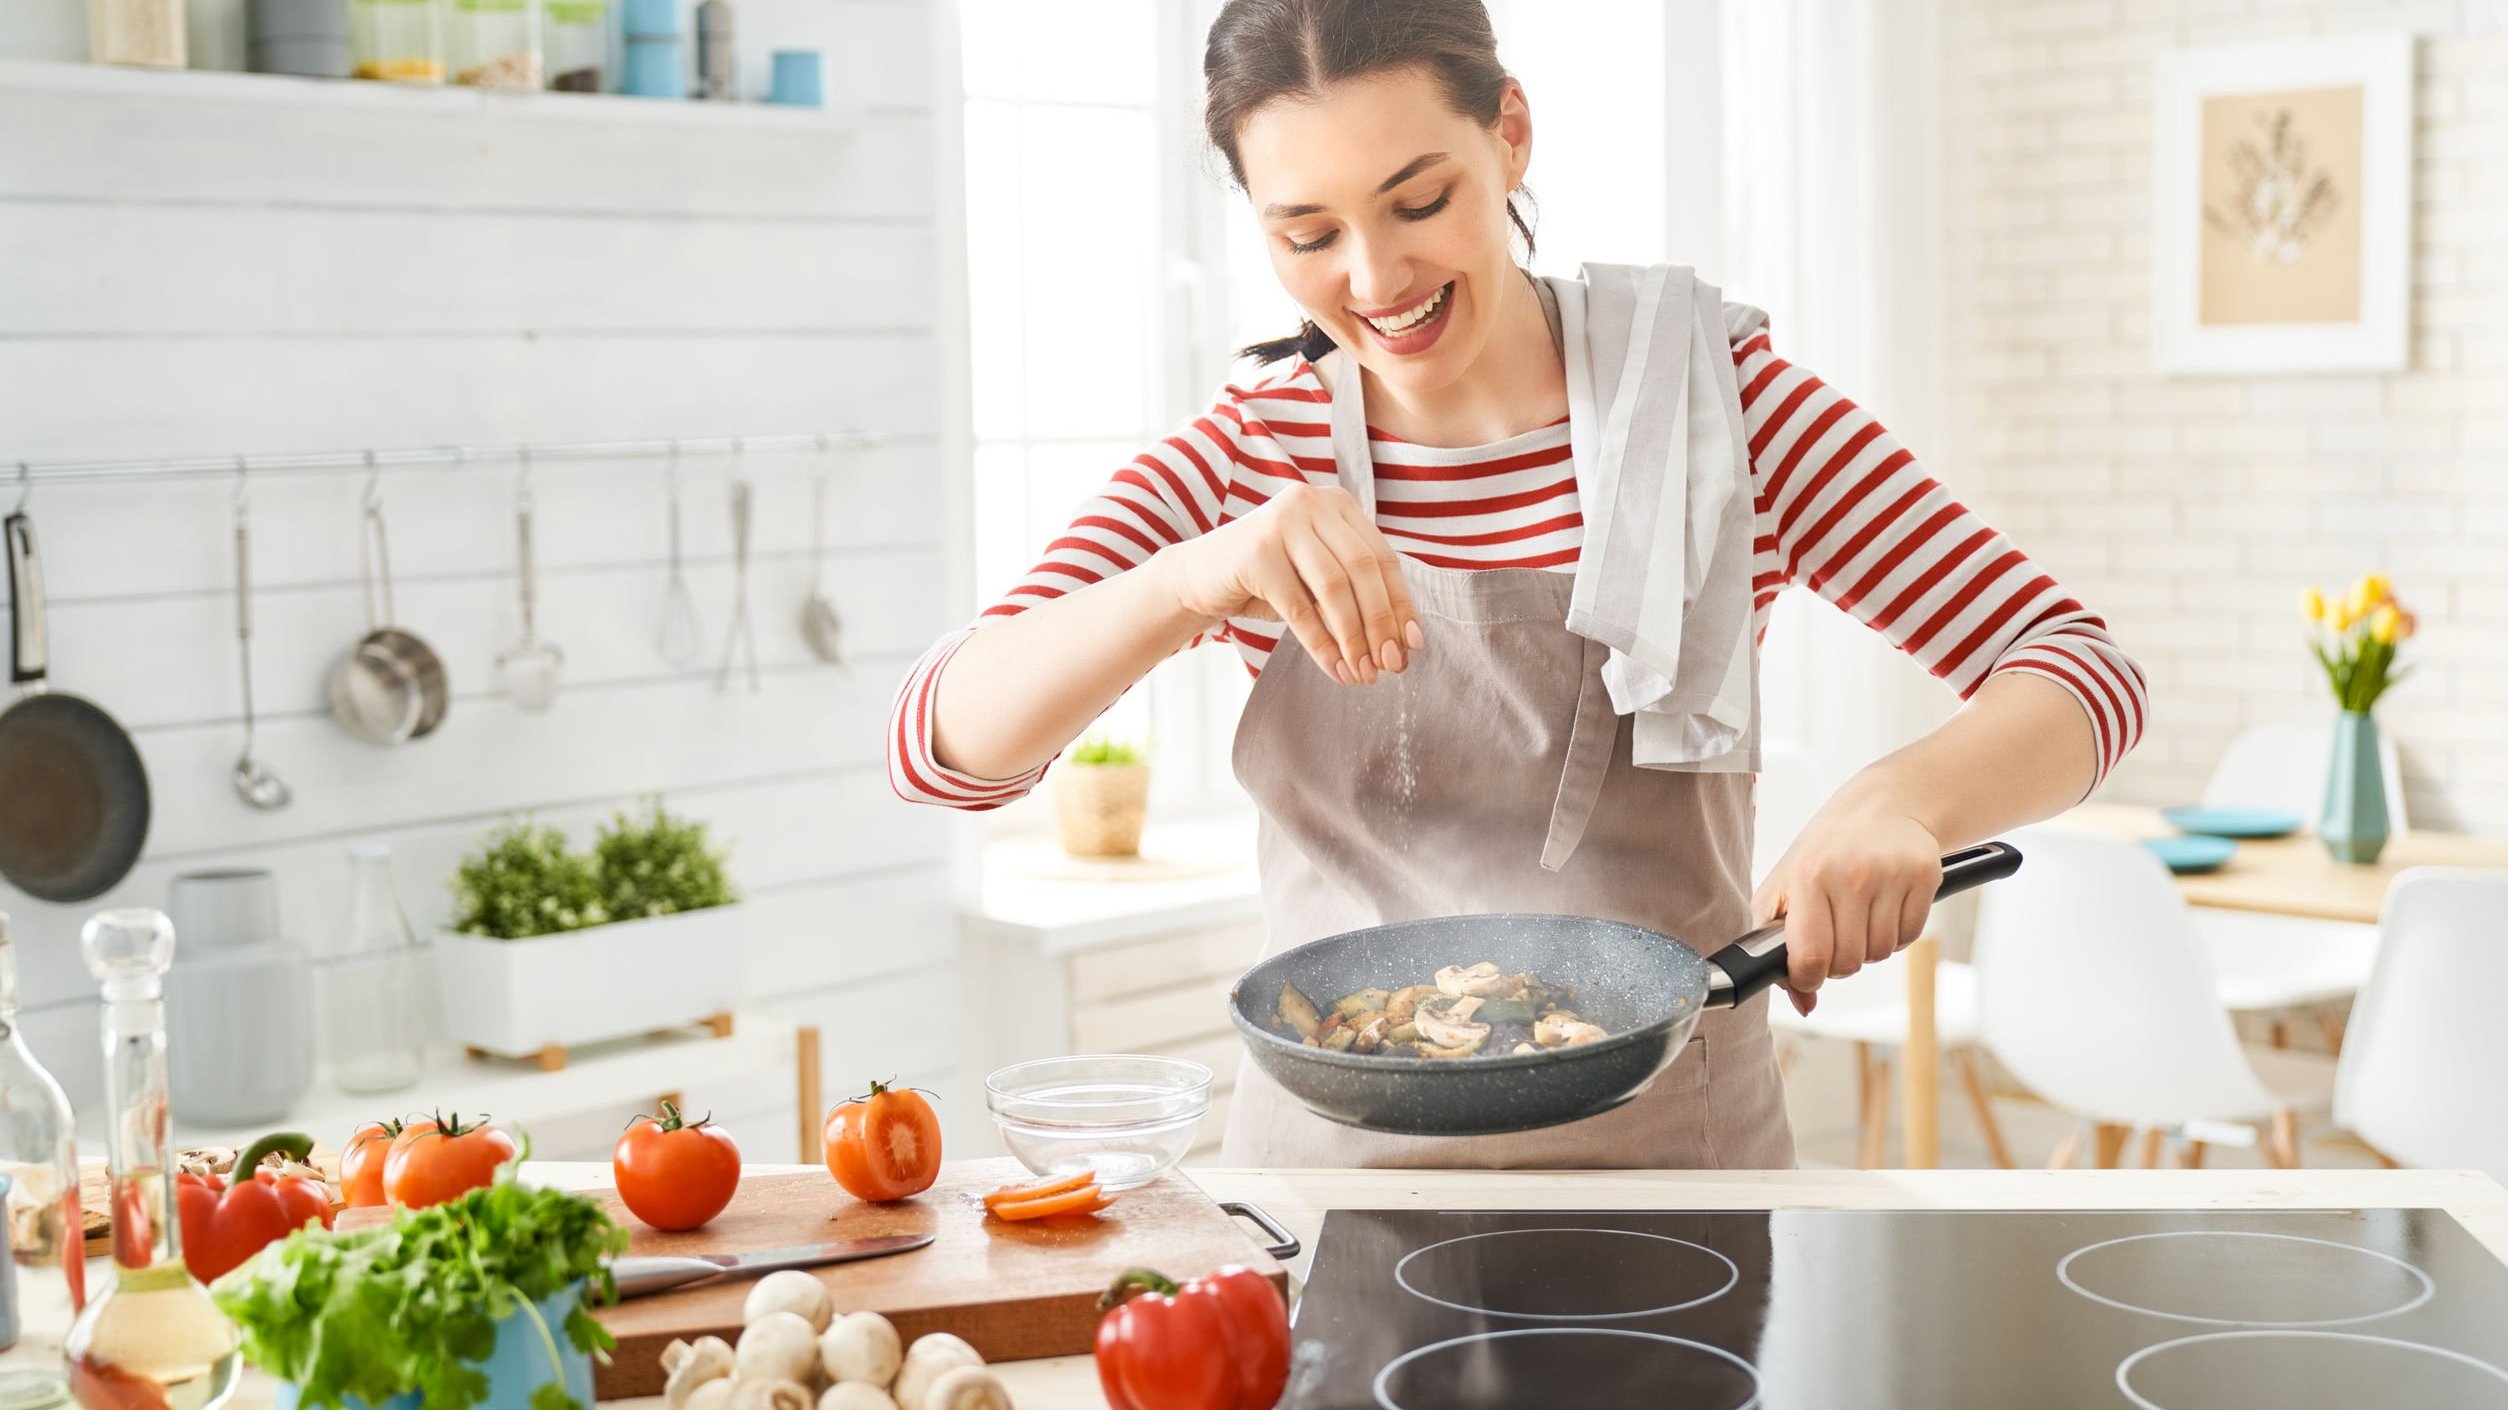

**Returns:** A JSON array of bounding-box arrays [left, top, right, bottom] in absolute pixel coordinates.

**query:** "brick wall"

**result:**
[[1941, 0, 2508, 833]]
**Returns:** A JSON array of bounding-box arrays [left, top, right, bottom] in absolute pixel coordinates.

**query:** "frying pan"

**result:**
[[0, 509, 152, 903], [1230, 841, 2024, 1137]]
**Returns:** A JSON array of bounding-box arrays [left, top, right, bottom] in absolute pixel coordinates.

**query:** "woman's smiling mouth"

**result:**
[[1356, 281, 1455, 353]]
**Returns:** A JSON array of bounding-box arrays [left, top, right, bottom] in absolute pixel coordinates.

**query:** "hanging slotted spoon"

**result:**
[[715, 446, 760, 694], [657, 441, 706, 670], [497, 447, 564, 710], [229, 461, 290, 810], [800, 442, 843, 666]]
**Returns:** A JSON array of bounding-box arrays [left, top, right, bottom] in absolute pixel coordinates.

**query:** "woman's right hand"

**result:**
[[1161, 483, 1422, 684]]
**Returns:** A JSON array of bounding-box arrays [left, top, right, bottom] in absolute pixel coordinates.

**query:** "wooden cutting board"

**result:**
[[341, 1158, 1286, 1399]]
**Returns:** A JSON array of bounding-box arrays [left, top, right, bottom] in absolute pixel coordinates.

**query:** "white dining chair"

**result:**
[[2333, 868, 2508, 1184], [1973, 825, 2333, 1168]]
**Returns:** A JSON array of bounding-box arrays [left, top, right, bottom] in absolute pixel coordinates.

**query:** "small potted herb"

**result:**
[[434, 801, 746, 1065], [215, 1167, 630, 1410], [1054, 734, 1151, 858]]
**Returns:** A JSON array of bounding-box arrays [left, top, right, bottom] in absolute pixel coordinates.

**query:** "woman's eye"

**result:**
[[1285, 230, 1337, 255], [1396, 191, 1453, 221]]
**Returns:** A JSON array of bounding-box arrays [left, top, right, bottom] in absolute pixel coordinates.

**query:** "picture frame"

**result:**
[[2151, 34, 2414, 374]]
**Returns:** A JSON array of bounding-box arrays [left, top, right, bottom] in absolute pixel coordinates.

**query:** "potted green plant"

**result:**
[[433, 801, 745, 1065], [2301, 572, 2415, 864], [1054, 734, 1151, 858]]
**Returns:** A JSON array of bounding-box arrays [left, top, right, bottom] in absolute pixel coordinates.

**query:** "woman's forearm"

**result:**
[[931, 552, 1214, 780], [1827, 671, 2101, 847]]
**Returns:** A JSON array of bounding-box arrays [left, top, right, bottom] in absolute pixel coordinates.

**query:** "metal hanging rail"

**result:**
[[8, 430, 916, 490]]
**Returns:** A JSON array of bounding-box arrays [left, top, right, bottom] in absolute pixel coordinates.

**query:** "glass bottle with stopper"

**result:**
[[0, 913, 84, 1316], [62, 910, 239, 1410]]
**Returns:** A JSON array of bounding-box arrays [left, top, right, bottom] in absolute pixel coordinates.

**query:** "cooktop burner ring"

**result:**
[[1393, 1226, 1740, 1320], [1373, 1328, 1763, 1410], [2115, 1330, 2508, 1410], [2057, 1230, 2436, 1327]]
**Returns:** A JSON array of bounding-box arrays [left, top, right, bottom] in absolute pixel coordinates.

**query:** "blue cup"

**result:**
[[621, 37, 684, 98], [769, 49, 823, 107], [273, 1283, 593, 1410]]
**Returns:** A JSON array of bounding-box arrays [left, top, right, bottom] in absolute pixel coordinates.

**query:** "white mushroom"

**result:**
[[1412, 998, 1491, 1052], [920, 1367, 1013, 1410], [820, 1310, 903, 1388], [745, 1270, 834, 1333], [1512, 1042, 1539, 1056], [736, 1312, 823, 1385], [1534, 1012, 1609, 1047], [662, 1337, 736, 1410], [893, 1334, 985, 1410], [687, 1381, 736, 1410], [1435, 962, 1505, 998], [818, 1387, 900, 1410], [728, 1381, 813, 1410]]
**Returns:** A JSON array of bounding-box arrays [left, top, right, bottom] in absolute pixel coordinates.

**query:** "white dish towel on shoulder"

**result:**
[[1548, 263, 1763, 773]]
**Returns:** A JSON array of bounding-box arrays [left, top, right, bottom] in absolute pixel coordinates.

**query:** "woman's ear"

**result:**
[[1496, 80, 1533, 188]]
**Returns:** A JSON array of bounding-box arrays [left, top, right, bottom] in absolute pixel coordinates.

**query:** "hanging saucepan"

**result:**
[[1231, 841, 2024, 1137], [327, 469, 448, 744], [0, 500, 153, 902]]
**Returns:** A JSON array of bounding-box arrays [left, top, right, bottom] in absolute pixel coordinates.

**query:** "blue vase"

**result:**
[[271, 1284, 594, 1410], [2318, 709, 2390, 865]]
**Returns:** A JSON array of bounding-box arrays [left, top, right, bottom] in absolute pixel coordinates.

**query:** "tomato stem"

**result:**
[[1097, 1267, 1182, 1311]]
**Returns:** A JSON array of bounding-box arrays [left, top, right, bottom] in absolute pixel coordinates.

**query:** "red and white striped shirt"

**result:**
[[891, 330, 2147, 810]]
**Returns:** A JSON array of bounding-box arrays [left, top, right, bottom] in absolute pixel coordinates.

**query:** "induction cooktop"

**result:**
[[1285, 1208, 2508, 1410]]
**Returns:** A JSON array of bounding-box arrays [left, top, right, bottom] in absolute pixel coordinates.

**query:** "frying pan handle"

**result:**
[[6, 512, 44, 688], [1705, 841, 2026, 1007], [1219, 1200, 1301, 1260]]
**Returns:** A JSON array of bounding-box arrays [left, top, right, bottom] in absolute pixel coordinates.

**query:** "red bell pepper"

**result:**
[[1094, 1265, 1290, 1410], [175, 1130, 334, 1284]]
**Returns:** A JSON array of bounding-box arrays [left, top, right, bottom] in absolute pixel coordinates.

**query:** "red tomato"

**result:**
[[822, 1080, 942, 1202], [1095, 1266, 1290, 1410], [613, 1102, 742, 1231], [381, 1112, 517, 1209], [340, 1119, 405, 1209]]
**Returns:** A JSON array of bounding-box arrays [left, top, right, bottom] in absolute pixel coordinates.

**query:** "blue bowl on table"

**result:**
[[272, 1284, 593, 1410], [2141, 833, 2238, 874], [2158, 805, 2303, 840]]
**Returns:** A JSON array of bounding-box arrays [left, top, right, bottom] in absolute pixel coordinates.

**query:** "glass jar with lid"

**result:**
[[542, 0, 610, 91], [447, 0, 543, 88], [349, 0, 442, 82], [314, 846, 427, 1095]]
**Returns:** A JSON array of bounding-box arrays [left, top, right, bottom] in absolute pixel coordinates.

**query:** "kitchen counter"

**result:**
[[10, 1162, 2499, 1408]]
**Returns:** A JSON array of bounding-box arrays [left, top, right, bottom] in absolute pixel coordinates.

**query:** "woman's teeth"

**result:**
[[1363, 284, 1449, 336]]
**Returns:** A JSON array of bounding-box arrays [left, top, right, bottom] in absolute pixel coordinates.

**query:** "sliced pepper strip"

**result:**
[[990, 1183, 1113, 1221], [982, 1171, 1099, 1210]]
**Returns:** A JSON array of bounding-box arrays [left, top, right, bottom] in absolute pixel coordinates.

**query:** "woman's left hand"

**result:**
[[1750, 805, 1943, 1015]]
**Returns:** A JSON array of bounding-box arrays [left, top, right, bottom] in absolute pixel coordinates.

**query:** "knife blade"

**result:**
[[609, 1233, 935, 1300]]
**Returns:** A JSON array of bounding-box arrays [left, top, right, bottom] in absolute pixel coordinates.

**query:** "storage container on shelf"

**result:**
[[348, 0, 442, 81], [89, 0, 189, 67], [541, 0, 609, 91], [446, 0, 541, 89]]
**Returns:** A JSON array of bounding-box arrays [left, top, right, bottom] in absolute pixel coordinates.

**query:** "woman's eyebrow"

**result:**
[[1258, 151, 1451, 220]]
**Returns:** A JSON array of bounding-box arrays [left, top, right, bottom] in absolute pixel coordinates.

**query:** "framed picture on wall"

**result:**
[[2152, 34, 2413, 374]]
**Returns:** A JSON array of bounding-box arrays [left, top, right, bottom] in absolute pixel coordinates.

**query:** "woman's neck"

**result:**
[[1357, 267, 1567, 447]]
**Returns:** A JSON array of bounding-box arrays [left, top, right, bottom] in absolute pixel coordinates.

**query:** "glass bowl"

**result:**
[[984, 1054, 1214, 1190]]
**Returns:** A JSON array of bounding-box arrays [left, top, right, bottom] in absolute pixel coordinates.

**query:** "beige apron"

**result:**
[[1215, 327, 1797, 1171]]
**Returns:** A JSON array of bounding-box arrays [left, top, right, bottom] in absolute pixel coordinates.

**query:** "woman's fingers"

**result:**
[[1783, 889, 1838, 996], [1865, 888, 1903, 968], [1312, 508, 1420, 673], [1283, 529, 1380, 683], [1242, 551, 1342, 681]]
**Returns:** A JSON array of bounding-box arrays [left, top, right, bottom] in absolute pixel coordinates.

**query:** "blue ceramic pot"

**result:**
[[2318, 709, 2390, 865], [271, 1284, 593, 1410]]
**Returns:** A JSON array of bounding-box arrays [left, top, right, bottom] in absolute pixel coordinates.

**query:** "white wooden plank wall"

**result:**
[[0, 0, 976, 1161]]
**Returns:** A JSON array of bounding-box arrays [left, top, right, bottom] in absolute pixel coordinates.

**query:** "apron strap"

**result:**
[[1324, 350, 1376, 519], [1541, 632, 1620, 872]]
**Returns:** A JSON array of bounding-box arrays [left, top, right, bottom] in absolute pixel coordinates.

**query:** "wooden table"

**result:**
[[1892, 803, 2508, 1168], [10, 1163, 2503, 1408]]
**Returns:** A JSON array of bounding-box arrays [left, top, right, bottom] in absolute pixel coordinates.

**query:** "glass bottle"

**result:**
[[541, 0, 609, 91], [447, 0, 542, 88], [318, 847, 426, 1095], [348, 0, 443, 82], [0, 916, 84, 1318], [62, 911, 240, 1410]]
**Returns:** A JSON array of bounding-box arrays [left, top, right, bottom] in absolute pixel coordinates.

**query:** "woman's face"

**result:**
[[1236, 66, 1532, 396]]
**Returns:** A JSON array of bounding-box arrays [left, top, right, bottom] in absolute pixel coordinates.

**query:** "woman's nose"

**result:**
[[1343, 234, 1412, 311]]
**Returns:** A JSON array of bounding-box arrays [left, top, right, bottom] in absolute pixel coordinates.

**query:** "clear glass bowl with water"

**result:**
[[984, 1054, 1213, 1190]]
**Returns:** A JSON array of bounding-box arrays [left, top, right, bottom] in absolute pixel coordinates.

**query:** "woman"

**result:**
[[893, 0, 2145, 1169]]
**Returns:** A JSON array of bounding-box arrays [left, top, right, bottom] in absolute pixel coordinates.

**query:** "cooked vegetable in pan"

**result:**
[[1271, 962, 1609, 1059]]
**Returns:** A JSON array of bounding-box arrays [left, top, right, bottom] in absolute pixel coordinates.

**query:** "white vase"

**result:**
[[431, 904, 747, 1059]]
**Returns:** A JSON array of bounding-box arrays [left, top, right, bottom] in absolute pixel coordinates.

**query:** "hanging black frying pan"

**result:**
[[0, 508, 152, 902], [1231, 842, 2023, 1136]]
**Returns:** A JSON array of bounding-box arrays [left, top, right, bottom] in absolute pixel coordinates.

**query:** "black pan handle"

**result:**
[[1219, 1200, 1301, 1260], [6, 512, 44, 689], [1704, 841, 2025, 1008]]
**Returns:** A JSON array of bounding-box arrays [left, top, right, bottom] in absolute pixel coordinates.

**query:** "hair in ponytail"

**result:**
[[1203, 0, 1537, 365]]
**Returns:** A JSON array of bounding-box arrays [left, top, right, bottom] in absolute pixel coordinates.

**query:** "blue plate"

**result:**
[[2158, 805, 2304, 839], [2142, 834, 2239, 874]]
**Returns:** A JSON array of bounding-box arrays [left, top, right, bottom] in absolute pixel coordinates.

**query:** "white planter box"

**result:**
[[432, 905, 748, 1060]]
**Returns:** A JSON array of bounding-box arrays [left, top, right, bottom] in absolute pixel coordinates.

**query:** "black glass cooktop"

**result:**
[[1285, 1209, 2508, 1410]]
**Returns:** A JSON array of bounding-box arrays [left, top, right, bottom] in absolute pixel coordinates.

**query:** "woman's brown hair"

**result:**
[[1204, 0, 1537, 365]]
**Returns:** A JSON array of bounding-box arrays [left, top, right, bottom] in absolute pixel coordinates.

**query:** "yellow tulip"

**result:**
[[2300, 586, 2326, 623], [2330, 599, 2356, 634], [2361, 572, 2391, 606], [2371, 604, 2401, 645]]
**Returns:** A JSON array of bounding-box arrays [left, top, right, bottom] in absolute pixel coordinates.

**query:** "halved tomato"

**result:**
[[822, 1080, 942, 1202]]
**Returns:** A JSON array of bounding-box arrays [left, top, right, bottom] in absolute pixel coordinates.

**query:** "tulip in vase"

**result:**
[[2301, 574, 2414, 865]]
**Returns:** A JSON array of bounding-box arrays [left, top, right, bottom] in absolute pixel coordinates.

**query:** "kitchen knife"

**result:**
[[609, 1233, 935, 1300]]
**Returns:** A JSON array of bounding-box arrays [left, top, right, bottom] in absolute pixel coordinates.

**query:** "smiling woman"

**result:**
[[893, 0, 2147, 1173]]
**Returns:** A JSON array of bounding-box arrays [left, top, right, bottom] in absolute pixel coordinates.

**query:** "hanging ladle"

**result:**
[[799, 435, 844, 666], [657, 440, 706, 670], [229, 459, 291, 810], [497, 446, 563, 710]]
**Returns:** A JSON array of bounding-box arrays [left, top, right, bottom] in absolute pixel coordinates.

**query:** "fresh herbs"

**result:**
[[212, 1175, 630, 1410], [449, 799, 735, 940], [1068, 735, 1145, 766]]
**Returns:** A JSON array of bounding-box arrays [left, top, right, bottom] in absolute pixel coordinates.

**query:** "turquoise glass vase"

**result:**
[[2318, 709, 2390, 865]]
